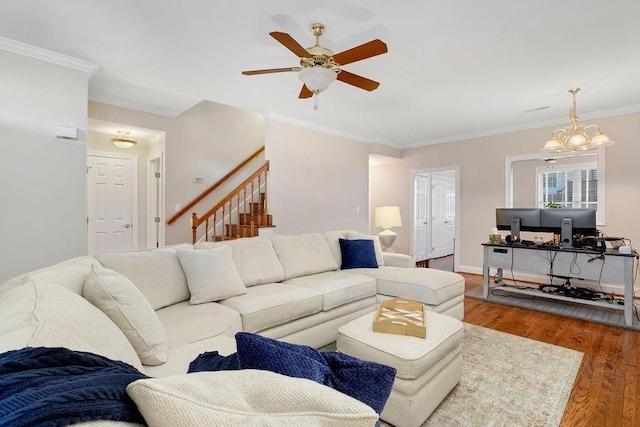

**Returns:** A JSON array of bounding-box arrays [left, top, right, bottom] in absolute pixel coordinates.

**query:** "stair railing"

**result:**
[[166, 145, 265, 225], [191, 161, 269, 244]]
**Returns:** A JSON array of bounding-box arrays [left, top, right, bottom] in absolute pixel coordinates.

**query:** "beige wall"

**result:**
[[266, 120, 370, 235], [0, 50, 90, 283], [370, 112, 640, 273]]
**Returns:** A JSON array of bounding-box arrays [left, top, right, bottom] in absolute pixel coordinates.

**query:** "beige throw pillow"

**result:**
[[126, 370, 378, 427], [177, 246, 246, 304], [84, 265, 168, 366]]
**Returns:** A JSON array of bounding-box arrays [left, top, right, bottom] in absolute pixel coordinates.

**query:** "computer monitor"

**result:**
[[495, 208, 542, 240], [540, 208, 597, 248]]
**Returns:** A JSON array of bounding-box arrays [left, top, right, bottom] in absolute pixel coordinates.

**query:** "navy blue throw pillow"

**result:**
[[0, 347, 147, 427], [339, 238, 378, 269]]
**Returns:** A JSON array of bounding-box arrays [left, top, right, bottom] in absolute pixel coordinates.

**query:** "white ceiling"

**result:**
[[3, 0, 640, 148]]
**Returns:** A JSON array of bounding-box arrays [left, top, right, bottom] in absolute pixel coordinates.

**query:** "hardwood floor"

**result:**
[[461, 272, 640, 427]]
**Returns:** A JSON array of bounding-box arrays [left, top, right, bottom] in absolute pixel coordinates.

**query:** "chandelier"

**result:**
[[541, 88, 614, 153]]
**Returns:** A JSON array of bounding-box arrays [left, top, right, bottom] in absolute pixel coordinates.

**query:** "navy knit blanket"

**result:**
[[0, 347, 147, 427]]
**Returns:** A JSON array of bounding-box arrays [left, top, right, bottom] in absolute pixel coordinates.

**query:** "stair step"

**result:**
[[238, 213, 273, 226]]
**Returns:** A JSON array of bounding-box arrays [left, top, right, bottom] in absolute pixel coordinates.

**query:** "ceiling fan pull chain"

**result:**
[[314, 93, 319, 111]]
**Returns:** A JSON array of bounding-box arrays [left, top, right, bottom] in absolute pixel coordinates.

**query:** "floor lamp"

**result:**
[[375, 206, 402, 252]]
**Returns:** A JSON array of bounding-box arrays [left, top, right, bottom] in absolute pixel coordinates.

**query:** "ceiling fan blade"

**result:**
[[242, 67, 300, 75], [299, 85, 313, 99], [332, 39, 388, 66], [337, 70, 380, 91], [270, 32, 312, 58]]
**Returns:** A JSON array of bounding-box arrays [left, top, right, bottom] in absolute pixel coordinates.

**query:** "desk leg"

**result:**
[[482, 257, 489, 299], [625, 258, 633, 326]]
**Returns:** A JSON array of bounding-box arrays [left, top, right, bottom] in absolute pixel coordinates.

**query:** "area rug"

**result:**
[[323, 323, 582, 426], [466, 285, 640, 331]]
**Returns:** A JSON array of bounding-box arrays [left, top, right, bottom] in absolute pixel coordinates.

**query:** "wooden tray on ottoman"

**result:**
[[373, 298, 426, 338]]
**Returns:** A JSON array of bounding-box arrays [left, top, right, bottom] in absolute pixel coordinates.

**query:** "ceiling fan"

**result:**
[[242, 23, 388, 109]]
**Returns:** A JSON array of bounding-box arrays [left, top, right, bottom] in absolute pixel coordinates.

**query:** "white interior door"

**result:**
[[87, 153, 137, 255], [431, 173, 456, 258], [413, 174, 429, 261]]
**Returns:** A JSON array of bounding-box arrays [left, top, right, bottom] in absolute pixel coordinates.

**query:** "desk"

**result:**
[[482, 243, 637, 326]]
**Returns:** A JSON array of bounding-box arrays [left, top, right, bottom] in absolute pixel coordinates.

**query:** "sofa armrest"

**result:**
[[382, 253, 416, 268]]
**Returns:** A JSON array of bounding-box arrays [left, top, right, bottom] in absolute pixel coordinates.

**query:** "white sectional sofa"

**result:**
[[0, 230, 465, 426]]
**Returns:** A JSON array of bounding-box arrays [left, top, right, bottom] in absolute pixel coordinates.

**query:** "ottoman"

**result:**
[[337, 311, 463, 427]]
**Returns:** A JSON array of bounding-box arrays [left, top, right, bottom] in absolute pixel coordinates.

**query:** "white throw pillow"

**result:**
[[127, 370, 378, 427], [84, 265, 168, 366], [346, 232, 386, 266], [177, 246, 246, 304]]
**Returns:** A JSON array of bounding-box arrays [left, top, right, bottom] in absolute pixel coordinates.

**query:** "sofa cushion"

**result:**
[[155, 301, 242, 349], [195, 237, 284, 286], [219, 283, 323, 332], [270, 233, 339, 280], [126, 370, 379, 427], [0, 281, 142, 371], [83, 265, 168, 366], [354, 266, 465, 306], [284, 271, 376, 311], [323, 230, 349, 266], [0, 256, 100, 297], [346, 232, 386, 266], [144, 336, 237, 378], [95, 248, 190, 310], [176, 247, 246, 304], [339, 238, 378, 269]]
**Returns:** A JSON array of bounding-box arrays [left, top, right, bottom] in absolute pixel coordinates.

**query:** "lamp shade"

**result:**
[[374, 206, 402, 229], [298, 66, 337, 93]]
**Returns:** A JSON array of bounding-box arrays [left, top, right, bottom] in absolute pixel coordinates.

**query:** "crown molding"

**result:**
[[0, 37, 98, 78], [404, 103, 640, 149], [265, 112, 402, 147]]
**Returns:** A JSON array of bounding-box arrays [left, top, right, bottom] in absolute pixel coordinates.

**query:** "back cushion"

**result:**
[[270, 234, 339, 280], [195, 237, 284, 287], [0, 256, 100, 297], [95, 248, 190, 310], [0, 281, 142, 371], [323, 231, 349, 266]]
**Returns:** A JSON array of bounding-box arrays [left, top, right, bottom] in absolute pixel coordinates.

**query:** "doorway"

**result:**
[[411, 168, 458, 270], [147, 155, 164, 248], [87, 151, 138, 255]]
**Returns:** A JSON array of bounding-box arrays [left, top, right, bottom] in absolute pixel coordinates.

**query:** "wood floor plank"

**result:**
[[461, 272, 639, 427]]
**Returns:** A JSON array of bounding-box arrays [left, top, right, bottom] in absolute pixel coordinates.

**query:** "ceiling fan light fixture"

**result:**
[[298, 66, 337, 93], [111, 130, 137, 149]]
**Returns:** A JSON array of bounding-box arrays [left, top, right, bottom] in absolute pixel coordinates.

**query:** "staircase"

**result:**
[[189, 160, 274, 244], [216, 192, 273, 241]]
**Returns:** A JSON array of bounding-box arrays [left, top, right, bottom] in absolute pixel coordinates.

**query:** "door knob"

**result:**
[[122, 224, 131, 229]]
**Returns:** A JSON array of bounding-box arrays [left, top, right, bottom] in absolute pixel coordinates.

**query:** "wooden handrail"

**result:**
[[166, 145, 265, 225], [194, 161, 269, 228]]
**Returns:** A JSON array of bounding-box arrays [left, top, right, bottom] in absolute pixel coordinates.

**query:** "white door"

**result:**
[[413, 174, 429, 261], [431, 173, 456, 258], [87, 154, 136, 255]]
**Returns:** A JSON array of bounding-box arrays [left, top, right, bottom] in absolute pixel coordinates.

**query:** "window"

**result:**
[[536, 161, 600, 220]]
